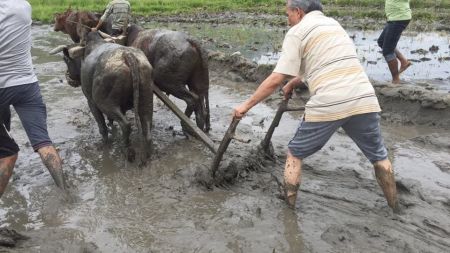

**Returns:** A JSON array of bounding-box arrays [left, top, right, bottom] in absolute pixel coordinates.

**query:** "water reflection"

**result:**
[[254, 30, 450, 90], [280, 208, 309, 253]]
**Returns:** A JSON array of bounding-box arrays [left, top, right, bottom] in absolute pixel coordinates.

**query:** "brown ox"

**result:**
[[126, 25, 210, 133], [54, 8, 110, 43]]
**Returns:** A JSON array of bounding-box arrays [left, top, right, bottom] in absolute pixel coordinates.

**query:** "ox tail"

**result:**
[[187, 38, 211, 132], [123, 51, 143, 140]]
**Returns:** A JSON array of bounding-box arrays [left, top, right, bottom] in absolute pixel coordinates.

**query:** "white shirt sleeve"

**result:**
[[273, 33, 302, 77]]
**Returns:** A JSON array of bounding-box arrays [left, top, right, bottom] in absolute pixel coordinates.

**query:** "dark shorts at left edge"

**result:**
[[0, 82, 53, 157], [0, 123, 20, 159]]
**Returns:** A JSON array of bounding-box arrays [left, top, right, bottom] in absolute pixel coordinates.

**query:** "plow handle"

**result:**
[[211, 117, 241, 177]]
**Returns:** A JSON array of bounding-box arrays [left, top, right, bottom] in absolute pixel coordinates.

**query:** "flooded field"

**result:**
[[0, 23, 449, 252], [141, 21, 450, 91]]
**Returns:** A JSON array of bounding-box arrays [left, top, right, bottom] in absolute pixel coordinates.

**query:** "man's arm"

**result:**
[[92, 2, 113, 31], [282, 76, 305, 99], [233, 72, 289, 118]]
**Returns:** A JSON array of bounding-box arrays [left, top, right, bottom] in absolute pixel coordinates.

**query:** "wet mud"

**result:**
[[1, 21, 449, 253]]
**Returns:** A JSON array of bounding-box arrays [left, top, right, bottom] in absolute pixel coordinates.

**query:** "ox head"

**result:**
[[50, 44, 85, 87], [50, 31, 106, 88], [53, 8, 72, 32], [63, 46, 84, 87]]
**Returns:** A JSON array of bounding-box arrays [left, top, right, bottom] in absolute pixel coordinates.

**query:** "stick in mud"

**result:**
[[259, 97, 304, 158], [211, 117, 241, 177], [211, 98, 304, 179]]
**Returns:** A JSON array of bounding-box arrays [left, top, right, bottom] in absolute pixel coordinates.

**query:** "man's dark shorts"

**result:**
[[288, 112, 388, 164], [0, 82, 52, 158], [0, 112, 20, 158], [377, 20, 410, 62]]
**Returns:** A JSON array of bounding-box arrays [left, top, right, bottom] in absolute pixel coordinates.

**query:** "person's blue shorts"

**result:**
[[377, 20, 410, 62], [288, 112, 388, 164], [0, 120, 20, 159], [0, 82, 52, 157]]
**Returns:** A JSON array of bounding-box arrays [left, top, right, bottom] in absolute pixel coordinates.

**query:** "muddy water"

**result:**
[[0, 25, 449, 252], [142, 21, 450, 91]]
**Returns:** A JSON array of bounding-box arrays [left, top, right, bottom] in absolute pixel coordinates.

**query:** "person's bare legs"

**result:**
[[0, 154, 29, 246], [37, 145, 67, 191], [395, 48, 411, 74], [0, 154, 17, 198], [283, 151, 302, 209], [373, 159, 400, 213], [387, 58, 401, 84]]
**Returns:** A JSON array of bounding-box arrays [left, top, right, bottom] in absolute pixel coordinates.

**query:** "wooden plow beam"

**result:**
[[152, 85, 217, 154]]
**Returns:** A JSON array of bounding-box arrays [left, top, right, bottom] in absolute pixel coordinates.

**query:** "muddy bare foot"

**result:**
[[0, 228, 29, 247], [272, 174, 298, 209], [399, 61, 412, 74], [391, 79, 409, 85]]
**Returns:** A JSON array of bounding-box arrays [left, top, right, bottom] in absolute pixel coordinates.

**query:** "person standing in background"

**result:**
[[377, 0, 412, 84], [91, 0, 131, 36]]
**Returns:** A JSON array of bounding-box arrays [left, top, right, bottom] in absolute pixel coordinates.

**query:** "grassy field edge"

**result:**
[[30, 0, 450, 24]]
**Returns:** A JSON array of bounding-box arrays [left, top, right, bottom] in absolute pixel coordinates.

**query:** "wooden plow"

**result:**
[[155, 89, 304, 180], [211, 97, 305, 178]]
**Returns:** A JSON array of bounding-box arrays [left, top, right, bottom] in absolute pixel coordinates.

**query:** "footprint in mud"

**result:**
[[0, 228, 29, 247], [433, 160, 450, 173], [320, 224, 415, 252], [395, 178, 431, 208], [423, 219, 450, 238], [442, 198, 450, 212]]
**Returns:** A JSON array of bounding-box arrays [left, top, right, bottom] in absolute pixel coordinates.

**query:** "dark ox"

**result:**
[[59, 32, 153, 163], [126, 25, 210, 133], [54, 8, 112, 43]]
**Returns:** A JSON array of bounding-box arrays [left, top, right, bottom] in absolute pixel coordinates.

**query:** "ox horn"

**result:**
[[49, 45, 67, 55], [68, 46, 85, 58]]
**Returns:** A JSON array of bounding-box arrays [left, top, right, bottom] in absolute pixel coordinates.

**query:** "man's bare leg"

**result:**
[[373, 159, 400, 212], [37, 145, 67, 190], [283, 151, 302, 209], [387, 58, 401, 84], [0, 154, 17, 198]]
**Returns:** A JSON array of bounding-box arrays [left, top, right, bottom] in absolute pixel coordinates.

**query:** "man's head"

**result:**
[[286, 0, 323, 26]]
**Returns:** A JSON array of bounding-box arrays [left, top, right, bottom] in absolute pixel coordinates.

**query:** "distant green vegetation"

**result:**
[[30, 0, 450, 24]]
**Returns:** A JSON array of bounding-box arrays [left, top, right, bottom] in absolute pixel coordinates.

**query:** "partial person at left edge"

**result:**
[[0, 0, 68, 206]]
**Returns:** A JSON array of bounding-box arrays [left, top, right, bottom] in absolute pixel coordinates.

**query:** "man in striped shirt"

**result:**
[[233, 0, 400, 213]]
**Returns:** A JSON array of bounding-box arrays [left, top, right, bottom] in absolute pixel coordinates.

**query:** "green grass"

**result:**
[[30, 0, 450, 23]]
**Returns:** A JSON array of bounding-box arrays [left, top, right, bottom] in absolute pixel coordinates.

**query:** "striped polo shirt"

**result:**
[[273, 11, 381, 122]]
